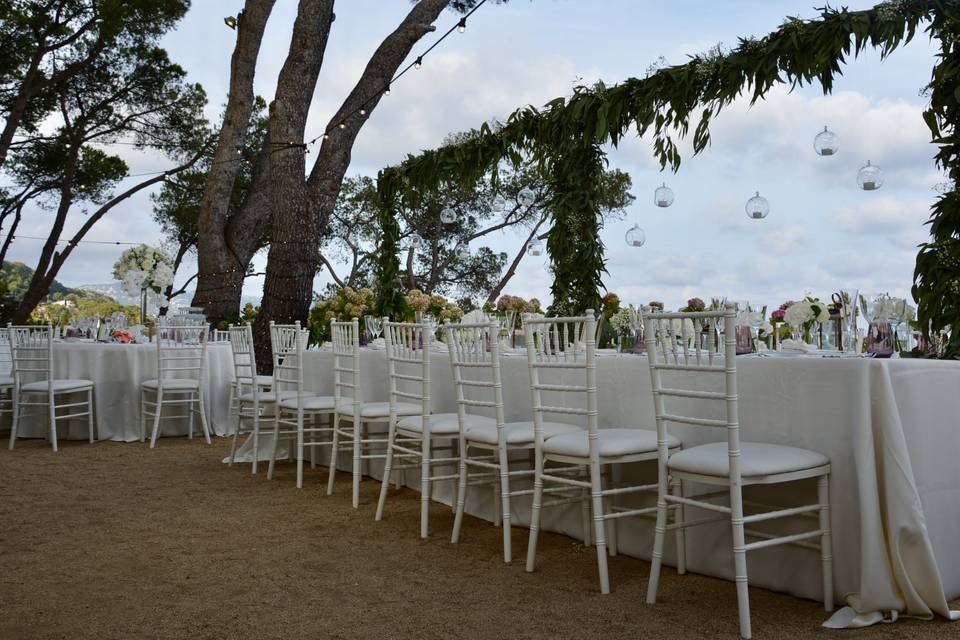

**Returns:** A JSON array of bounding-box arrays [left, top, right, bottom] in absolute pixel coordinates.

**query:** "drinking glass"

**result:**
[[367, 316, 382, 340]]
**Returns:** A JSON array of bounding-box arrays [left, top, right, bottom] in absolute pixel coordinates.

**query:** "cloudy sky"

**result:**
[[7, 0, 943, 310]]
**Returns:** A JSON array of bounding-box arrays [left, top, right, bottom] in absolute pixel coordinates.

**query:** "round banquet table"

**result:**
[[13, 340, 234, 442], [292, 347, 960, 623]]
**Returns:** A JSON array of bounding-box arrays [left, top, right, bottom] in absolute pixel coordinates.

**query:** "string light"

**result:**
[[384, 85, 391, 96], [359, 108, 366, 116], [458, 18, 466, 33], [223, 15, 237, 29], [414, 56, 423, 70]]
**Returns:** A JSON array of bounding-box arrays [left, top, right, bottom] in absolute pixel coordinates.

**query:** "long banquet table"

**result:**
[[14, 340, 235, 442], [297, 347, 959, 621]]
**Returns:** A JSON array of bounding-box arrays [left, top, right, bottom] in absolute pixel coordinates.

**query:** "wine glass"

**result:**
[[367, 316, 382, 340]]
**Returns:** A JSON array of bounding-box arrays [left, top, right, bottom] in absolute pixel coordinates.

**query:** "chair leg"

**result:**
[[48, 397, 58, 453], [730, 484, 752, 639], [525, 455, 545, 573], [605, 493, 618, 557], [87, 388, 95, 443], [351, 416, 361, 508], [251, 405, 261, 474], [309, 414, 317, 469], [139, 388, 146, 442], [450, 441, 469, 544], [8, 390, 20, 450], [296, 410, 304, 489], [420, 433, 431, 539], [590, 462, 610, 594], [228, 403, 242, 466], [672, 477, 686, 574], [375, 418, 397, 521], [645, 479, 670, 604], [149, 389, 163, 448], [266, 408, 280, 480], [498, 445, 513, 563], [188, 391, 195, 439], [198, 389, 211, 444], [819, 474, 834, 612], [326, 413, 340, 495]]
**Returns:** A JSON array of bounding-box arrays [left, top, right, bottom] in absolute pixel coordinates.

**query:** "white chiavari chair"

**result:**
[[0, 328, 14, 434], [226, 324, 276, 473], [643, 305, 833, 639], [266, 321, 335, 487], [8, 325, 95, 451], [446, 320, 580, 561], [141, 323, 211, 448], [329, 318, 417, 508], [373, 320, 477, 537], [523, 311, 678, 593], [212, 329, 231, 342]]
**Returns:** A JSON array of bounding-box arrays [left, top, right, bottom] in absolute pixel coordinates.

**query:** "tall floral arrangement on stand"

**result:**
[[405, 290, 464, 323], [112, 245, 175, 321]]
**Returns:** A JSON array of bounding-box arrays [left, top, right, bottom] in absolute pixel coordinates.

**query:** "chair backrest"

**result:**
[[383, 320, 431, 417], [331, 318, 361, 409], [445, 320, 504, 430], [9, 325, 54, 390], [228, 324, 257, 395], [522, 312, 596, 451], [154, 323, 208, 386], [0, 326, 12, 376], [212, 329, 230, 342], [269, 322, 308, 398], [643, 305, 739, 481]]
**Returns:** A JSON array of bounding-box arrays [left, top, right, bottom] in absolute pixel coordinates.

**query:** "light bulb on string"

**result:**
[[339, 122, 346, 129], [745, 191, 769, 219], [625, 224, 645, 247], [814, 125, 839, 156], [654, 182, 674, 208], [359, 108, 366, 116], [440, 206, 457, 225], [384, 85, 391, 96], [517, 187, 535, 207], [223, 15, 237, 29], [458, 18, 466, 33], [415, 57, 423, 69]]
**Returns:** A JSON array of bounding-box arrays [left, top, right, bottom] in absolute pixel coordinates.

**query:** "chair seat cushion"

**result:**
[[668, 441, 829, 478], [21, 378, 94, 393], [237, 390, 303, 403], [544, 428, 677, 459], [467, 420, 581, 445], [278, 395, 336, 411], [336, 401, 421, 418], [398, 413, 494, 435], [141, 378, 200, 391]]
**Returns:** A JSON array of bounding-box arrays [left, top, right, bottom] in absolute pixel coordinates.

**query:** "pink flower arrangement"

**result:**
[[684, 297, 706, 312]]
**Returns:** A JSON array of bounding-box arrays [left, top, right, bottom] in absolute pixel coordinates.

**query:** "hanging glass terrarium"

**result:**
[[456, 243, 470, 260], [491, 195, 506, 212], [654, 182, 674, 208], [813, 126, 839, 156], [440, 206, 457, 224], [857, 161, 884, 191], [526, 237, 544, 257], [745, 191, 769, 219], [625, 224, 646, 247], [409, 233, 424, 249], [517, 187, 536, 207]]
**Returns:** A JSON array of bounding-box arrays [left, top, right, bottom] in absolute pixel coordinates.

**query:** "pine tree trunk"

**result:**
[[192, 0, 275, 326]]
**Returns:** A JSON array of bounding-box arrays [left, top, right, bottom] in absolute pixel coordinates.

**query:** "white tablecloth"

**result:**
[[15, 341, 234, 442], [298, 348, 959, 621]]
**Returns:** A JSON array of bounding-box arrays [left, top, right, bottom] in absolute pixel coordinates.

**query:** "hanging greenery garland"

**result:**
[[373, 1, 960, 355]]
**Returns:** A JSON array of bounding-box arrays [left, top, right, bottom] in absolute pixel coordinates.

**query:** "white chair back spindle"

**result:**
[[155, 324, 208, 389], [270, 321, 307, 400], [228, 325, 258, 397], [331, 318, 361, 412], [445, 321, 503, 427], [383, 321, 431, 419], [9, 325, 54, 394]]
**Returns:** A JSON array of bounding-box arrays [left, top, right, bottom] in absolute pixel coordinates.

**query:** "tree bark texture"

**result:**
[[191, 0, 275, 326], [254, 0, 451, 370]]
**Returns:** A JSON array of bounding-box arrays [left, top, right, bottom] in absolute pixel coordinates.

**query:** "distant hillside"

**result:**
[[2, 261, 115, 303]]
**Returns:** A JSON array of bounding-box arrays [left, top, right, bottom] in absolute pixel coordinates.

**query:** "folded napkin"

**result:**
[[779, 339, 816, 353]]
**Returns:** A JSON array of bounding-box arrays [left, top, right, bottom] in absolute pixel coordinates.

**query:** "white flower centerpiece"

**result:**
[[783, 297, 831, 344], [112, 244, 175, 321]]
